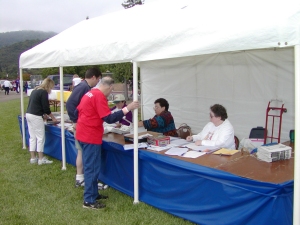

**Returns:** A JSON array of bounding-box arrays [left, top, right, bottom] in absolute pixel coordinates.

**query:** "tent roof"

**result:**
[[19, 0, 300, 68]]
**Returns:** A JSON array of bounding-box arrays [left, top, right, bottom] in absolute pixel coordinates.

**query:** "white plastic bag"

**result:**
[[239, 138, 264, 153]]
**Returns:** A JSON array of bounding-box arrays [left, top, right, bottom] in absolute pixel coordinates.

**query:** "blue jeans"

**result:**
[[79, 141, 102, 204]]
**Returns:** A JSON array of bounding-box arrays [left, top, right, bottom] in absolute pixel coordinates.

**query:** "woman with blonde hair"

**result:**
[[26, 78, 57, 165]]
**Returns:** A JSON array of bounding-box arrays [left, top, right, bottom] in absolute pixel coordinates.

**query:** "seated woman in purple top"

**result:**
[[110, 94, 133, 127]]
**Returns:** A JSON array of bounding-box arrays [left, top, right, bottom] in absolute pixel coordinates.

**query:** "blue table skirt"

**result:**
[[18, 116, 293, 225]]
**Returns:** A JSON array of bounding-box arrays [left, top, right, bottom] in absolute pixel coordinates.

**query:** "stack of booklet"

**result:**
[[257, 143, 292, 162]]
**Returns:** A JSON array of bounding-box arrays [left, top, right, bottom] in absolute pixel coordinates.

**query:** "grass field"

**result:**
[[0, 98, 194, 225]]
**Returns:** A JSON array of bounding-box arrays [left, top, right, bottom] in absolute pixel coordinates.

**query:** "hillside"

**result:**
[[0, 39, 46, 77], [0, 30, 56, 48], [0, 30, 57, 79]]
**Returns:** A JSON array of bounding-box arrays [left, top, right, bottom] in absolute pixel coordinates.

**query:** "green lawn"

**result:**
[[0, 98, 194, 225]]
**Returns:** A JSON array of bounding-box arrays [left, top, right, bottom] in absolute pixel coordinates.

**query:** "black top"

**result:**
[[26, 89, 51, 116], [66, 80, 91, 123]]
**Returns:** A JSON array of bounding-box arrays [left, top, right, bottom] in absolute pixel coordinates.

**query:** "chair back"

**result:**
[[234, 135, 239, 150]]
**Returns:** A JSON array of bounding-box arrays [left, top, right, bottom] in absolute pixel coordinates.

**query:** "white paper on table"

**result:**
[[123, 142, 148, 150], [170, 138, 191, 147], [182, 151, 206, 158], [138, 133, 153, 139], [183, 143, 220, 153], [128, 126, 147, 134], [165, 147, 188, 156], [169, 136, 180, 141], [147, 144, 173, 152], [64, 123, 73, 127]]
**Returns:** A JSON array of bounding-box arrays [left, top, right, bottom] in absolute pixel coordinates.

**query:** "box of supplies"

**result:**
[[147, 135, 170, 147]]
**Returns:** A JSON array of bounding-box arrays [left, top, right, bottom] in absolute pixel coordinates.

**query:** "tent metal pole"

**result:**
[[294, 44, 300, 225], [133, 61, 139, 204], [140, 72, 143, 121], [59, 66, 67, 170], [20, 68, 26, 149]]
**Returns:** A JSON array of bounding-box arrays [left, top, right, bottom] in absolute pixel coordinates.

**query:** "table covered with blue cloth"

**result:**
[[18, 116, 293, 225]]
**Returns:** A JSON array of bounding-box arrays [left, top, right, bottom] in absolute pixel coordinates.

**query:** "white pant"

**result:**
[[26, 113, 45, 152]]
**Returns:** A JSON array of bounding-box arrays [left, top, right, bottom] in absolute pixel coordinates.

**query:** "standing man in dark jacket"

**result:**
[[66, 68, 102, 188]]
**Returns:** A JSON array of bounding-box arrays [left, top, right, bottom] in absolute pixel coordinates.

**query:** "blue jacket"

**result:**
[[66, 80, 90, 123]]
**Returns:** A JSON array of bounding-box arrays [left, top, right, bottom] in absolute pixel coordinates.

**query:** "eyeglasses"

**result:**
[[209, 114, 215, 118], [153, 106, 161, 110]]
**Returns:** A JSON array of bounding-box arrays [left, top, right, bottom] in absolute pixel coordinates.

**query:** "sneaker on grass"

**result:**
[[75, 180, 85, 188], [83, 201, 106, 209], [75, 181, 108, 189], [96, 194, 108, 200], [30, 158, 38, 164], [38, 157, 53, 165], [98, 182, 109, 190]]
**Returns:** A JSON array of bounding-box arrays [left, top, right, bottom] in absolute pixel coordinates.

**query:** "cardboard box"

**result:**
[[147, 135, 170, 146]]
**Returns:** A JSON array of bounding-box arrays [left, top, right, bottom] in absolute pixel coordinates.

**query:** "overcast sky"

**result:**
[[0, 0, 158, 33]]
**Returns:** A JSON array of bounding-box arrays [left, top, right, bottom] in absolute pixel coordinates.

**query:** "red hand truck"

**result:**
[[264, 99, 287, 144]]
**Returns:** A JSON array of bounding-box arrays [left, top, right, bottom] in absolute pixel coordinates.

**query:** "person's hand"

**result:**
[[43, 114, 48, 120], [115, 123, 121, 128], [127, 101, 139, 111], [186, 136, 193, 141], [195, 140, 202, 146], [52, 117, 58, 122], [138, 121, 144, 127]]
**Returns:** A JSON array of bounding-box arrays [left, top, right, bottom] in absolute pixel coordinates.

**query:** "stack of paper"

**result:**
[[257, 143, 292, 162], [123, 143, 148, 150]]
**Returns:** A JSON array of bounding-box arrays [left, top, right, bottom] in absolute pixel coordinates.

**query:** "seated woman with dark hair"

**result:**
[[186, 104, 235, 149], [138, 98, 178, 137]]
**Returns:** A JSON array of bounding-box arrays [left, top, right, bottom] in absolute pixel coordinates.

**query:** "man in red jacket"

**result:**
[[76, 76, 139, 209]]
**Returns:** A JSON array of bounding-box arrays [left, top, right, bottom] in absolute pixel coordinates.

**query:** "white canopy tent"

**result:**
[[19, 0, 300, 223]]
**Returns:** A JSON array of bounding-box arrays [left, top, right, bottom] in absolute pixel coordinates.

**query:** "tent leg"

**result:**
[[133, 61, 139, 204], [20, 68, 26, 149], [59, 66, 67, 170], [294, 45, 300, 225]]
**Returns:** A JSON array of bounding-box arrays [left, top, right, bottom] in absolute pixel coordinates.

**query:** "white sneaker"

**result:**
[[98, 182, 109, 190], [75, 180, 85, 187], [30, 158, 38, 164], [38, 157, 53, 165]]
